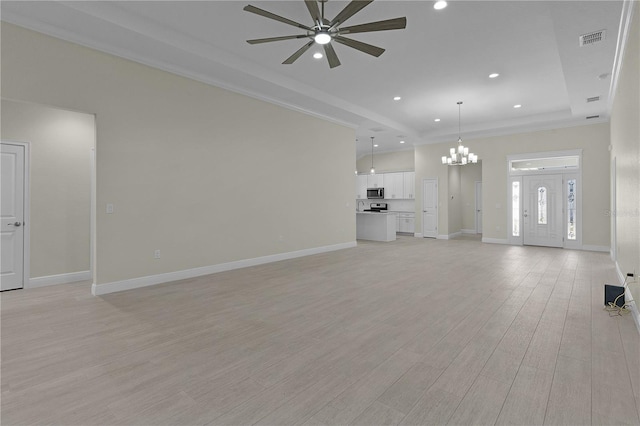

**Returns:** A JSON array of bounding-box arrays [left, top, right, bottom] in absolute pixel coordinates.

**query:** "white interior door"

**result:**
[[422, 179, 438, 238], [475, 181, 482, 234], [1, 143, 26, 291], [523, 174, 563, 247]]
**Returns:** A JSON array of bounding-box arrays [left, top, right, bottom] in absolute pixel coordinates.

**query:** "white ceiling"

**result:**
[[1, 1, 624, 158]]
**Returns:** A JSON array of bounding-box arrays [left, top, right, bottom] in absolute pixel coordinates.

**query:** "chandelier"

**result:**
[[441, 101, 478, 166]]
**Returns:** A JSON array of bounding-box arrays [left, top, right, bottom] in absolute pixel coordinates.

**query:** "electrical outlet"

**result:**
[[106, 203, 114, 214], [154, 249, 161, 259]]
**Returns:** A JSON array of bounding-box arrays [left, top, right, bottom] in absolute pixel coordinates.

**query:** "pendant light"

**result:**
[[370, 137, 376, 174], [442, 101, 478, 166]]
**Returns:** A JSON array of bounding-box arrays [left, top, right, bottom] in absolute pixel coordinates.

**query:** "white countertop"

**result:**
[[356, 211, 414, 215]]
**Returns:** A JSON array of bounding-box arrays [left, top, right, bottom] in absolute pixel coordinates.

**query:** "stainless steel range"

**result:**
[[363, 203, 388, 212]]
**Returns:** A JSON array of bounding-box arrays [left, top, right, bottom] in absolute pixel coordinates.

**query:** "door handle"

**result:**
[[8, 222, 22, 227]]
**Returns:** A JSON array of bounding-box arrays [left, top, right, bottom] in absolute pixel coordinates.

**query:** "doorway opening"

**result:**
[[1, 142, 29, 291], [1, 100, 96, 291]]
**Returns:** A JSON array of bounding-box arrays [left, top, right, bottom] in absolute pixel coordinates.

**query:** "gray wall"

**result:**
[[1, 100, 94, 278], [2, 23, 356, 286], [610, 6, 639, 303]]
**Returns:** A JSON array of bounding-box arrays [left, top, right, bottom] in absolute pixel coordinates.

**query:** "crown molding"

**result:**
[[607, 0, 637, 113]]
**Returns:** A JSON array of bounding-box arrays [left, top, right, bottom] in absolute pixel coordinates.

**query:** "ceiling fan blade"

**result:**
[[330, 0, 373, 29], [244, 5, 312, 31], [323, 43, 341, 68], [339, 17, 407, 34], [333, 36, 385, 57], [304, 0, 322, 26], [283, 40, 315, 64], [247, 35, 310, 44]]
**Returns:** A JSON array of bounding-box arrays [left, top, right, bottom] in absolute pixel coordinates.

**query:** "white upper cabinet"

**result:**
[[355, 171, 415, 199], [367, 174, 384, 189], [403, 172, 415, 199], [384, 172, 404, 199], [356, 175, 368, 199]]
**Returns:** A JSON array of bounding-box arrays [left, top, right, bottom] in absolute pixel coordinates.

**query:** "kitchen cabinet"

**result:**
[[367, 174, 384, 189], [383, 172, 404, 199], [397, 213, 415, 234], [356, 212, 396, 242], [403, 172, 415, 199], [355, 175, 368, 199], [355, 172, 415, 200]]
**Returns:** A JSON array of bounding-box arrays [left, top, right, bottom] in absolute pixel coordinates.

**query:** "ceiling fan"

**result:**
[[244, 0, 407, 68]]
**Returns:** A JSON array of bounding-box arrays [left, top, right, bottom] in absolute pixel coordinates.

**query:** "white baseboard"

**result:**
[[437, 231, 462, 240], [28, 270, 91, 288], [581, 245, 610, 252], [625, 286, 640, 335], [615, 261, 640, 335], [482, 237, 509, 245], [461, 229, 477, 234], [92, 241, 357, 296]]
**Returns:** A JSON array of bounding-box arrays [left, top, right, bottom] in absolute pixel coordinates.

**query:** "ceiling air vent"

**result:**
[[586, 115, 600, 119], [579, 30, 606, 46], [586, 96, 600, 103], [369, 127, 385, 132]]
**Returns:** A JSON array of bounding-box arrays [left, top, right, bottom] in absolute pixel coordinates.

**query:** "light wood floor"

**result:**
[[2, 236, 639, 425]]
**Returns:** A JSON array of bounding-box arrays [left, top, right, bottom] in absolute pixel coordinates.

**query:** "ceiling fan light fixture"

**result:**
[[244, 1, 407, 68], [434, 1, 448, 10], [313, 52, 323, 59], [314, 32, 332, 45]]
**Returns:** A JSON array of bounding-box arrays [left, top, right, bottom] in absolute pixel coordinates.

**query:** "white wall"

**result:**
[[610, 5, 639, 304], [415, 123, 610, 247], [1, 23, 356, 287], [461, 163, 482, 232], [1, 100, 95, 279], [448, 166, 462, 237], [356, 149, 414, 174]]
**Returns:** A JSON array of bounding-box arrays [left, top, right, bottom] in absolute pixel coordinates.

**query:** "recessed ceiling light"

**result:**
[[489, 73, 500, 78], [374, 144, 379, 147], [434, 118, 441, 122], [400, 140, 405, 144], [434, 1, 447, 10], [513, 104, 522, 108], [393, 96, 402, 101], [313, 52, 323, 59]]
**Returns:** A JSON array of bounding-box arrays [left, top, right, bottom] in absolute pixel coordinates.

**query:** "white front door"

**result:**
[[1, 143, 26, 291], [422, 179, 437, 238], [475, 181, 482, 234], [523, 174, 563, 247]]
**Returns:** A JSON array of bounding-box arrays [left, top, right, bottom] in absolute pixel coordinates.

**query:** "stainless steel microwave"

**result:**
[[367, 188, 384, 199]]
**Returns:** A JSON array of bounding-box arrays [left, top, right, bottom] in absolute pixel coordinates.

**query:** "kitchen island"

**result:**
[[356, 212, 396, 242]]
